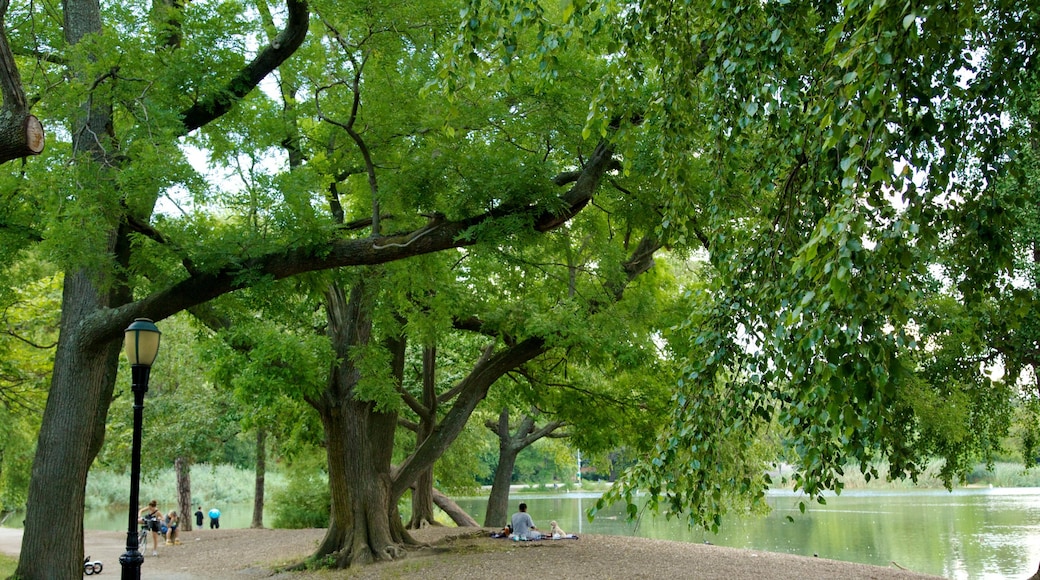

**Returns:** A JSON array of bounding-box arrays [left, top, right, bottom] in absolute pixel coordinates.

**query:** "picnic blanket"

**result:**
[[490, 532, 579, 540]]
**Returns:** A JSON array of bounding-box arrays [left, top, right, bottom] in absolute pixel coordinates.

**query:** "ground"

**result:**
[[0, 526, 944, 579]]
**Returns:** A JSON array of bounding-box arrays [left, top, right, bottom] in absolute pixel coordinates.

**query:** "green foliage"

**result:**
[[84, 463, 272, 511], [514, 438, 573, 484], [98, 313, 252, 472], [269, 448, 330, 529], [5, 0, 1030, 565], [0, 262, 59, 511], [478, 0, 1040, 532], [431, 421, 493, 495]]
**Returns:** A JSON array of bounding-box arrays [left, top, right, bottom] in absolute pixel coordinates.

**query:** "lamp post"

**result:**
[[118, 318, 161, 580]]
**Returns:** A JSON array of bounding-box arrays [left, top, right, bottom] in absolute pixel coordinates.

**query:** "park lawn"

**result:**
[[0, 553, 16, 576]]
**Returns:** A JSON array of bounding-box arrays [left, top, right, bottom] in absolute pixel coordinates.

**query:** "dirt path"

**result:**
[[0, 526, 945, 579]]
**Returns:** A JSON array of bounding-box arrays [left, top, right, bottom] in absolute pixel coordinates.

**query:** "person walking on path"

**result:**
[[510, 502, 542, 540], [208, 507, 221, 529], [195, 506, 203, 528]]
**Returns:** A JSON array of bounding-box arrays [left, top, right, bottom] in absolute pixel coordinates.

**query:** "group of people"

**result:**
[[137, 500, 222, 557], [506, 502, 575, 541]]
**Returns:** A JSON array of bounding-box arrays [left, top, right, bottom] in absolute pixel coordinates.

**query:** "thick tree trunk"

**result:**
[[484, 442, 520, 527], [252, 427, 266, 528], [313, 394, 408, 567], [175, 456, 192, 532], [16, 0, 121, 571], [16, 274, 123, 579], [304, 278, 413, 569]]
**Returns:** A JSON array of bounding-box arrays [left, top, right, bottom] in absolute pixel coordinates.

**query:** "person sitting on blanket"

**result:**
[[510, 502, 542, 540]]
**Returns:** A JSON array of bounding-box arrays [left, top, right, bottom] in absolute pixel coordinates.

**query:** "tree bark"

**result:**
[[431, 488, 479, 527], [15, 0, 121, 573], [15, 276, 124, 579], [407, 346, 439, 529], [175, 456, 192, 532], [408, 468, 439, 529], [483, 409, 566, 527], [252, 427, 266, 528], [484, 444, 520, 528], [303, 278, 412, 568], [0, 0, 44, 164], [0, 113, 44, 163]]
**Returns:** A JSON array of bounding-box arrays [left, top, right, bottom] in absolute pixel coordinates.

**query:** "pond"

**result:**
[[454, 487, 1040, 580], [5, 487, 1039, 578]]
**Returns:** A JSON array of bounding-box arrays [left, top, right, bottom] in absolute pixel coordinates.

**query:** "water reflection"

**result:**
[[454, 488, 1040, 580], [6, 487, 1039, 578]]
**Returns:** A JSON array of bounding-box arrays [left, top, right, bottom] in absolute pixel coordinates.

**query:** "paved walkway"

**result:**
[[0, 527, 198, 579]]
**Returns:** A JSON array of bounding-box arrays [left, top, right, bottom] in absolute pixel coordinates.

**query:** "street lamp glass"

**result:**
[[124, 318, 161, 366]]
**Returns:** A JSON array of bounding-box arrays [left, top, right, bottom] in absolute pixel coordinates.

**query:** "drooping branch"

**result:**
[[431, 487, 479, 527], [179, 0, 309, 133]]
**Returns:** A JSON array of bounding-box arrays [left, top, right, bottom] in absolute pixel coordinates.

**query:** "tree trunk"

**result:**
[[431, 488, 479, 527], [313, 389, 408, 566], [17, 0, 123, 573], [482, 409, 566, 527], [304, 278, 413, 568], [408, 346, 439, 529], [175, 456, 192, 532], [15, 274, 123, 578], [484, 440, 520, 528], [408, 468, 439, 528], [252, 427, 266, 528]]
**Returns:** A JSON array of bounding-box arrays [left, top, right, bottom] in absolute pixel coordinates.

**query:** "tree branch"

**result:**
[[0, 0, 44, 163], [179, 0, 309, 133]]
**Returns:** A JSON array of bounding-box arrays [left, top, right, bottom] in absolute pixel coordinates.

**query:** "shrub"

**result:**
[[270, 452, 329, 529]]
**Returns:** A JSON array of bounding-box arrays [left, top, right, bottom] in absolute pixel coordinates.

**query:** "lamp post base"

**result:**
[[119, 542, 144, 578]]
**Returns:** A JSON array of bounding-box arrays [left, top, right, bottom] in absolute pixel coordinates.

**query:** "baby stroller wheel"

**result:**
[[92, 562, 103, 574]]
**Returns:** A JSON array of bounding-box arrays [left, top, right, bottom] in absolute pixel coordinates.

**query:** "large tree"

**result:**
[[565, 0, 1037, 533], [2, 0, 1028, 576], [0, 0, 641, 576]]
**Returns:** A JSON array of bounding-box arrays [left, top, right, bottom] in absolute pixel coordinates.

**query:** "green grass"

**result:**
[[0, 553, 16, 577]]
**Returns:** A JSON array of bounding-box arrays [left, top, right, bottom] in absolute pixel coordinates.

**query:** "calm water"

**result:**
[[5, 487, 1039, 578], [455, 488, 1040, 580]]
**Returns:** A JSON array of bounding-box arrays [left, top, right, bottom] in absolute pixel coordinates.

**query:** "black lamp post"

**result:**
[[118, 318, 161, 580]]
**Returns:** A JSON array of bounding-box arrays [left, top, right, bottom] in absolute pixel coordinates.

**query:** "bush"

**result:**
[[85, 463, 279, 511], [270, 452, 329, 529]]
